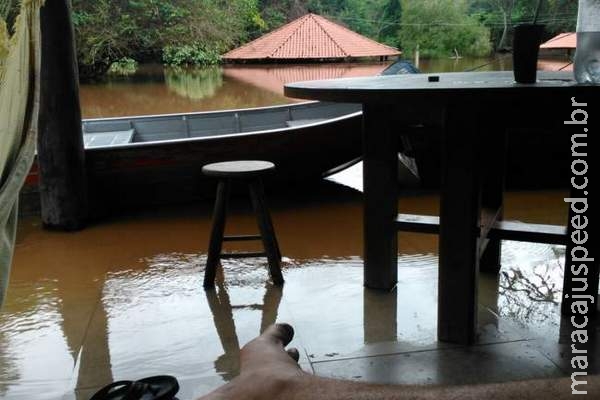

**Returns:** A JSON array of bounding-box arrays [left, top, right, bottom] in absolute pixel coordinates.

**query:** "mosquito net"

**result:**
[[0, 0, 42, 307]]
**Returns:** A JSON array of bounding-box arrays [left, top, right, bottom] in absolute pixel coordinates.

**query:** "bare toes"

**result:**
[[264, 323, 294, 346], [286, 347, 300, 362]]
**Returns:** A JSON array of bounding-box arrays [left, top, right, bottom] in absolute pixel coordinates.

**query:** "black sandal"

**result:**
[[89, 375, 179, 400]]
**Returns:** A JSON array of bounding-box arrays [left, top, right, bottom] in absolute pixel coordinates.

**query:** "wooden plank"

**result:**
[[396, 212, 567, 246], [489, 221, 567, 245], [395, 214, 440, 234]]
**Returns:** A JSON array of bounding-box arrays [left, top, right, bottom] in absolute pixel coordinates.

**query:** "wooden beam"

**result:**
[[395, 213, 440, 234], [38, 0, 88, 230], [222, 235, 262, 242], [220, 252, 268, 259], [489, 221, 567, 245], [396, 213, 567, 245]]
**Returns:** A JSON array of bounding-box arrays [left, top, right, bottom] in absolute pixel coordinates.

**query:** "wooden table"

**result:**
[[285, 71, 598, 344]]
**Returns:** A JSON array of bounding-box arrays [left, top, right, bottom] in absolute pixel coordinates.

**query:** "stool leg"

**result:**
[[252, 179, 282, 261], [249, 179, 284, 285], [248, 179, 282, 261], [204, 180, 230, 289]]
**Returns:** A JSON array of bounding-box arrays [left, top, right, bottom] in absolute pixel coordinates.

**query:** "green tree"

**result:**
[[399, 0, 492, 58], [72, 0, 264, 80], [377, 0, 402, 46], [491, 0, 516, 50], [471, 0, 577, 50]]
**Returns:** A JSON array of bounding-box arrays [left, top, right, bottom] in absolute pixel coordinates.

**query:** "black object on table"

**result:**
[[202, 160, 284, 288], [285, 71, 598, 345]]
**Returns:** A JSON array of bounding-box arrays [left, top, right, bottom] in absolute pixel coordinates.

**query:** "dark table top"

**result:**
[[284, 71, 595, 104]]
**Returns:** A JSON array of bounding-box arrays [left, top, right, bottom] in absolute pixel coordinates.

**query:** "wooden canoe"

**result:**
[[21, 101, 363, 215]]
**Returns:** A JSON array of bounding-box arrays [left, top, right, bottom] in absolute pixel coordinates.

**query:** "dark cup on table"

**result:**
[[512, 24, 545, 83]]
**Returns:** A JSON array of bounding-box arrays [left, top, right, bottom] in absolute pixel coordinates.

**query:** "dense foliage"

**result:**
[[71, 0, 264, 80], [69, 0, 579, 80], [399, 0, 491, 57]]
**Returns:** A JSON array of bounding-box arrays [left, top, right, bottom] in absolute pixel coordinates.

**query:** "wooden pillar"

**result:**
[[362, 103, 398, 290], [437, 104, 481, 344], [38, 0, 88, 230]]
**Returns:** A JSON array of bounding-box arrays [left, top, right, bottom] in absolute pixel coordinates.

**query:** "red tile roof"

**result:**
[[223, 13, 400, 61], [540, 32, 576, 49]]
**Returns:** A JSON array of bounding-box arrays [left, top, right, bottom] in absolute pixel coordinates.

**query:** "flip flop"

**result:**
[[89, 375, 179, 400]]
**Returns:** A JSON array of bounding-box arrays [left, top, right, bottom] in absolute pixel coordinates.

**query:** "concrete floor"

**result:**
[[0, 187, 598, 399]]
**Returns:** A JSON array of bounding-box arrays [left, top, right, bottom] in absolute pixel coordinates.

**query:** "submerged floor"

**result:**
[[1, 181, 598, 399]]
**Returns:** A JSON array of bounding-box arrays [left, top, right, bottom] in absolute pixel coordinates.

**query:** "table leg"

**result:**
[[480, 127, 507, 273], [438, 106, 481, 344], [362, 103, 399, 290]]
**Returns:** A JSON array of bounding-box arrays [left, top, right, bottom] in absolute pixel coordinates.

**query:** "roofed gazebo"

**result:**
[[223, 13, 400, 62], [538, 32, 575, 71], [540, 32, 576, 50]]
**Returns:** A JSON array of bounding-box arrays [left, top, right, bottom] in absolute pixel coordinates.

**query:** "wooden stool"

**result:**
[[202, 160, 283, 288]]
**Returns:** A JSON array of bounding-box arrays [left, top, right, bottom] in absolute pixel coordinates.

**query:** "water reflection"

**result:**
[[78, 64, 293, 118], [164, 66, 224, 100], [223, 63, 390, 96], [497, 243, 565, 328], [363, 288, 397, 344], [415, 54, 514, 72], [206, 277, 282, 380]]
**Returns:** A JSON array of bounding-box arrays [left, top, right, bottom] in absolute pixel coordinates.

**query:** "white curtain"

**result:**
[[0, 0, 42, 307]]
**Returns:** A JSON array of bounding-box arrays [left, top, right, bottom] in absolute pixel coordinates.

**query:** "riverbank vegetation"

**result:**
[[64, 0, 577, 81]]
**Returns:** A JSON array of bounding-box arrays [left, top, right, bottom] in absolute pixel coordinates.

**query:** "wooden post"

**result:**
[[437, 104, 481, 345], [362, 103, 398, 290], [38, 0, 88, 230]]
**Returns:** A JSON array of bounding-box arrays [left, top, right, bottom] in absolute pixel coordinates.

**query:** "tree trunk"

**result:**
[[38, 0, 88, 230], [498, 11, 509, 50]]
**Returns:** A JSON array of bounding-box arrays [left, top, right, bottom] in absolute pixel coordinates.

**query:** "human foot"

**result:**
[[199, 323, 308, 400]]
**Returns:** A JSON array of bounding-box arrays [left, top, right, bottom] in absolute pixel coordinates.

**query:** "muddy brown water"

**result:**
[[1, 174, 573, 398], [0, 59, 579, 399]]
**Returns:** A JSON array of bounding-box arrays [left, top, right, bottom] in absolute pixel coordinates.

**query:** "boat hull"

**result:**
[[20, 111, 362, 216]]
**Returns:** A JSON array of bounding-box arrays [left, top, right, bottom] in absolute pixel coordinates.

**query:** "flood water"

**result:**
[[1, 180, 581, 399], [1, 56, 587, 399], [79, 56, 572, 119]]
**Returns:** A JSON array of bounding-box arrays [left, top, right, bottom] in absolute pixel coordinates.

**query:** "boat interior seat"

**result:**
[[83, 120, 132, 134], [83, 129, 135, 148], [188, 114, 238, 137], [133, 118, 188, 142], [239, 109, 289, 132]]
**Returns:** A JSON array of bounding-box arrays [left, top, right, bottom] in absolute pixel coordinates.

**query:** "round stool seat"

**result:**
[[202, 160, 275, 179]]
